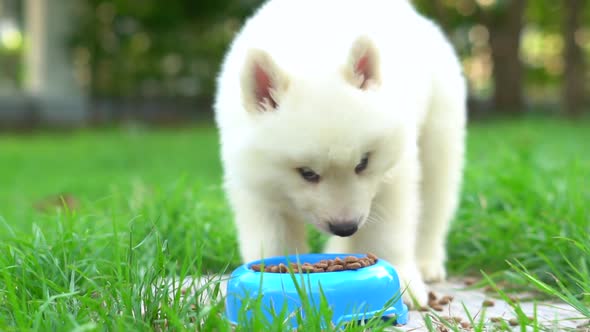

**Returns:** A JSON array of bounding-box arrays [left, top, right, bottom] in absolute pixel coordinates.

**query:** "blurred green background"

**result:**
[[0, 0, 588, 127], [0, 2, 589, 329]]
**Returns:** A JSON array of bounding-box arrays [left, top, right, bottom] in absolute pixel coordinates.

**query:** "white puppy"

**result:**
[[214, 0, 467, 307]]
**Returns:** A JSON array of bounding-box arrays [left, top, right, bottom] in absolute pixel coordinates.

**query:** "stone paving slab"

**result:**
[[398, 279, 587, 331]]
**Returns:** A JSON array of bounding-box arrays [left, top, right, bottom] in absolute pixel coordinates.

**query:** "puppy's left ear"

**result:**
[[343, 35, 381, 90]]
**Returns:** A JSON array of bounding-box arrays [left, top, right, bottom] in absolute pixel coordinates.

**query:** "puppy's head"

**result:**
[[238, 36, 409, 237]]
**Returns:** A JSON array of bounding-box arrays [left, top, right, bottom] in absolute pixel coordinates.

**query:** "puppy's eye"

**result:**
[[355, 154, 370, 174], [297, 167, 320, 183]]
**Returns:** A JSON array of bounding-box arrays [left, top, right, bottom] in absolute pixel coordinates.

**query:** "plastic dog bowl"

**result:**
[[225, 253, 408, 328]]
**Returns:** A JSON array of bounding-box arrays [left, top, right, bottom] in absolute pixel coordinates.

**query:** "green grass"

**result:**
[[450, 117, 590, 286], [0, 117, 588, 330]]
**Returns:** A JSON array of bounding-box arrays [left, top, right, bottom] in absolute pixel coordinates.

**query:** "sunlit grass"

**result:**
[[0, 116, 588, 330]]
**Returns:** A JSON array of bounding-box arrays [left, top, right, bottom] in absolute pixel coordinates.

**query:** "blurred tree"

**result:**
[[562, 0, 586, 117], [483, 0, 527, 114], [414, 0, 528, 113], [414, 0, 526, 113]]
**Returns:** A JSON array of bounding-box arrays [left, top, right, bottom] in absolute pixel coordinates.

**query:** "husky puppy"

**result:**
[[214, 0, 467, 306]]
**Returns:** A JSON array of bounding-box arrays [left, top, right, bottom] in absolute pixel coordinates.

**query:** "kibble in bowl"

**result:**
[[250, 253, 379, 273], [225, 253, 408, 329]]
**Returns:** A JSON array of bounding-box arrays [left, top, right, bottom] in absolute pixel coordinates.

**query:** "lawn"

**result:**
[[0, 116, 589, 330]]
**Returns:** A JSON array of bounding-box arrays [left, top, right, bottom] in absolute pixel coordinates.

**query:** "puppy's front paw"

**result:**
[[417, 243, 447, 283], [396, 264, 428, 308], [418, 258, 447, 283]]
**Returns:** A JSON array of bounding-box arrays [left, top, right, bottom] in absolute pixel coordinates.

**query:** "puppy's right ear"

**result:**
[[241, 49, 290, 113]]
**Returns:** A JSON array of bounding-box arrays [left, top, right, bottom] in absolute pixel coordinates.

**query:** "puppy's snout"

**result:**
[[328, 221, 359, 237]]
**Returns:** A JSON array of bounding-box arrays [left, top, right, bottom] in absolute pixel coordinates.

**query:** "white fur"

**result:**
[[214, 0, 467, 307]]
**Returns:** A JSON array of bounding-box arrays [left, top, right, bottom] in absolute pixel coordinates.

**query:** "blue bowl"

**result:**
[[225, 253, 408, 328]]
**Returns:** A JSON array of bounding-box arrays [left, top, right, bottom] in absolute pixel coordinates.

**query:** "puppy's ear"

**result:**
[[241, 49, 290, 112], [343, 36, 381, 90]]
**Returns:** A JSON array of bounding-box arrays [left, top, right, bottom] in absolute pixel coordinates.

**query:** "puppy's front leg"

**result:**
[[230, 191, 308, 262], [351, 158, 428, 307]]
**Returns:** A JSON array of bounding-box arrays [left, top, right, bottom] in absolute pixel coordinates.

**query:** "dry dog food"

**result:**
[[460, 321, 471, 329], [482, 299, 495, 307], [250, 253, 378, 273], [420, 291, 455, 312], [429, 291, 451, 310]]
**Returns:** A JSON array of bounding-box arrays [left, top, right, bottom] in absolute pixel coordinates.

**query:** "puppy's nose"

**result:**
[[328, 221, 358, 237]]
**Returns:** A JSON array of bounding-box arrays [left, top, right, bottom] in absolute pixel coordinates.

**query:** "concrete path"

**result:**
[[174, 275, 588, 331], [400, 279, 587, 331]]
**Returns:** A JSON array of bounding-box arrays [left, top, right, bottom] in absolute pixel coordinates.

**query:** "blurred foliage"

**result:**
[[414, 0, 590, 101], [0, 44, 21, 95], [69, 0, 590, 102], [67, 0, 265, 98], [0, 0, 23, 94], [1, 0, 589, 104]]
